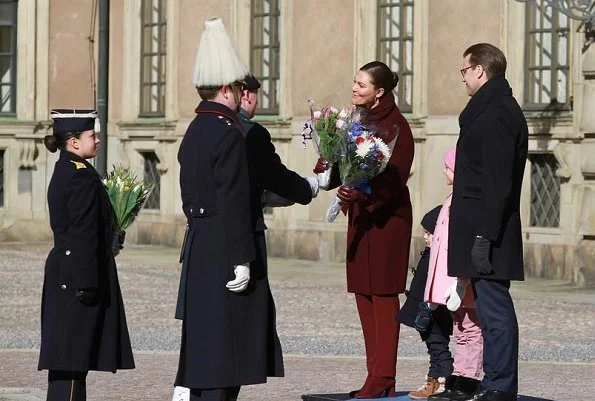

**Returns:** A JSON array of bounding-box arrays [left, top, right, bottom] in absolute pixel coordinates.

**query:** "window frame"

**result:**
[[0, 0, 18, 116], [528, 153, 560, 228], [141, 151, 161, 210], [523, 0, 571, 111], [139, 0, 167, 118], [250, 0, 281, 115], [376, 0, 414, 113]]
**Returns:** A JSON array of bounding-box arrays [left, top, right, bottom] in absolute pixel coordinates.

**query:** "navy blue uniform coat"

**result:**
[[38, 151, 134, 372], [237, 108, 313, 232], [175, 101, 277, 389]]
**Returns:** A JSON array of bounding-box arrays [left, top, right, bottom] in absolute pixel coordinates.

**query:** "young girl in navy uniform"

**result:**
[[39, 109, 134, 401]]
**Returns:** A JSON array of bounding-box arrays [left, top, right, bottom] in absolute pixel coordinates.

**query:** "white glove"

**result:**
[[226, 263, 250, 292], [305, 176, 319, 198], [316, 168, 332, 190], [444, 279, 467, 312], [172, 386, 190, 401]]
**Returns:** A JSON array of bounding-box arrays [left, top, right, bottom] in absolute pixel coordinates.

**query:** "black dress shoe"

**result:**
[[428, 390, 457, 401], [429, 376, 480, 401], [471, 390, 517, 401]]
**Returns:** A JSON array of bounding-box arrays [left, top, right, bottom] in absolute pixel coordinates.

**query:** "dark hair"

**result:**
[[44, 132, 81, 153], [196, 81, 245, 101], [463, 43, 507, 79], [359, 61, 399, 92], [197, 86, 221, 101]]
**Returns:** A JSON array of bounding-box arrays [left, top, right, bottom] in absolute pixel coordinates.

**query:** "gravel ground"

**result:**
[[1, 244, 593, 362], [0, 243, 593, 400]]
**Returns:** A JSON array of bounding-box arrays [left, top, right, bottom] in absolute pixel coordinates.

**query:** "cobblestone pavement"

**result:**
[[0, 243, 593, 400]]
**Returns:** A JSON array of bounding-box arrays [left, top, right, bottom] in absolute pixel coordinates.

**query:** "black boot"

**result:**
[[428, 375, 460, 401], [445, 376, 480, 401]]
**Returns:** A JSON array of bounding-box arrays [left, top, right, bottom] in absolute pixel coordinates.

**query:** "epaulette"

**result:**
[[217, 115, 234, 127], [69, 160, 87, 170]]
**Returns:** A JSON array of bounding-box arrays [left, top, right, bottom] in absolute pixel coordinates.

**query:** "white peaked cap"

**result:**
[[192, 18, 249, 88]]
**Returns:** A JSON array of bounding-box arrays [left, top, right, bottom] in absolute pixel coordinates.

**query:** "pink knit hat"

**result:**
[[444, 146, 456, 171]]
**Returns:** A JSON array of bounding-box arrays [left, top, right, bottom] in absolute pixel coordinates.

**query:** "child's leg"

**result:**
[[408, 307, 453, 400], [452, 308, 483, 380], [426, 306, 453, 379]]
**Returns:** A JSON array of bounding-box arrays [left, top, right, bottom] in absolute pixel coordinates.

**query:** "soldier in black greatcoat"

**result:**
[[39, 109, 134, 401], [448, 44, 528, 401], [173, 19, 318, 401], [237, 74, 318, 226]]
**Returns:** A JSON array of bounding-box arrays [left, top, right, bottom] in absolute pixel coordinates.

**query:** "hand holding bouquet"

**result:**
[[103, 166, 152, 255], [326, 121, 392, 222], [301, 100, 354, 189]]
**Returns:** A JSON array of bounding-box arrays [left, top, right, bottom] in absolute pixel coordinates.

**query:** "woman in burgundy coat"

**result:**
[[315, 61, 414, 398]]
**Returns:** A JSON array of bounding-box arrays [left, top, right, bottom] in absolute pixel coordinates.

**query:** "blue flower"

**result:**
[[351, 122, 364, 137]]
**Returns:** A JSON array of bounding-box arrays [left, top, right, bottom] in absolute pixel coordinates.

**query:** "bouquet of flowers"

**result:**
[[325, 116, 393, 222], [103, 166, 152, 233], [301, 100, 355, 189]]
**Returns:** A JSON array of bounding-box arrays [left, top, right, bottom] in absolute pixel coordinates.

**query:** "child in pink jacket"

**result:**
[[424, 147, 483, 401]]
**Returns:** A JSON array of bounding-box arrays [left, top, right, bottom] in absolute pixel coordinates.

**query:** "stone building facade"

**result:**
[[0, 0, 593, 285]]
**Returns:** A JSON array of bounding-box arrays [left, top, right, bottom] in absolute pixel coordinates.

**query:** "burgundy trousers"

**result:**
[[355, 294, 400, 379]]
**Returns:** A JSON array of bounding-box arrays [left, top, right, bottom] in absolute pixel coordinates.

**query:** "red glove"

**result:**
[[337, 185, 367, 204], [313, 157, 329, 174]]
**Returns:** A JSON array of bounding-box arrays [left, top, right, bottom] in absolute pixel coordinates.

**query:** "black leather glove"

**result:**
[[75, 288, 98, 306], [112, 230, 126, 257], [471, 236, 494, 275]]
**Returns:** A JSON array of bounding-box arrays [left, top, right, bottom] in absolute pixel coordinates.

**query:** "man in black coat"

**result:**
[[238, 74, 318, 223], [174, 19, 318, 401], [447, 43, 528, 401]]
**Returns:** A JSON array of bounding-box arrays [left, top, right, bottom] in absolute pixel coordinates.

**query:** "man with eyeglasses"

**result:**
[[446, 43, 528, 401]]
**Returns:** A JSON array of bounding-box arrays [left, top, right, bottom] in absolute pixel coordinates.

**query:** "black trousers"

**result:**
[[46, 371, 88, 401], [189, 387, 241, 401], [421, 305, 454, 379], [472, 278, 519, 394]]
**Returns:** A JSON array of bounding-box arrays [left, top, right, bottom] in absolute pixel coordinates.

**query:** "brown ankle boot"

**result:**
[[409, 376, 444, 399]]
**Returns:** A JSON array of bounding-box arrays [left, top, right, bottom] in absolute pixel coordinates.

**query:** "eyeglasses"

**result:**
[[460, 65, 477, 77]]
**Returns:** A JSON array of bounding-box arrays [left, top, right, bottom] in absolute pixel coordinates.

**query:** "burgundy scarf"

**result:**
[[361, 91, 400, 143]]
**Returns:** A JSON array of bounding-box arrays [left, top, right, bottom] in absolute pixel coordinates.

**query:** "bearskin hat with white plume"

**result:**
[[192, 18, 248, 88]]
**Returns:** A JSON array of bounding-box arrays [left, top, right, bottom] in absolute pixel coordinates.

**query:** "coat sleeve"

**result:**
[[66, 171, 101, 289], [213, 127, 256, 265], [478, 108, 517, 241], [364, 123, 414, 213], [246, 123, 313, 205]]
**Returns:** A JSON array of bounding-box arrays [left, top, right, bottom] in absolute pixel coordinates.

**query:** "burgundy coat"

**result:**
[[333, 92, 414, 295]]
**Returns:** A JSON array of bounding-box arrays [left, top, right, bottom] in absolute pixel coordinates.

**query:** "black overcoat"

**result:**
[[238, 107, 313, 232], [38, 151, 134, 372], [175, 101, 282, 389], [448, 75, 528, 281]]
